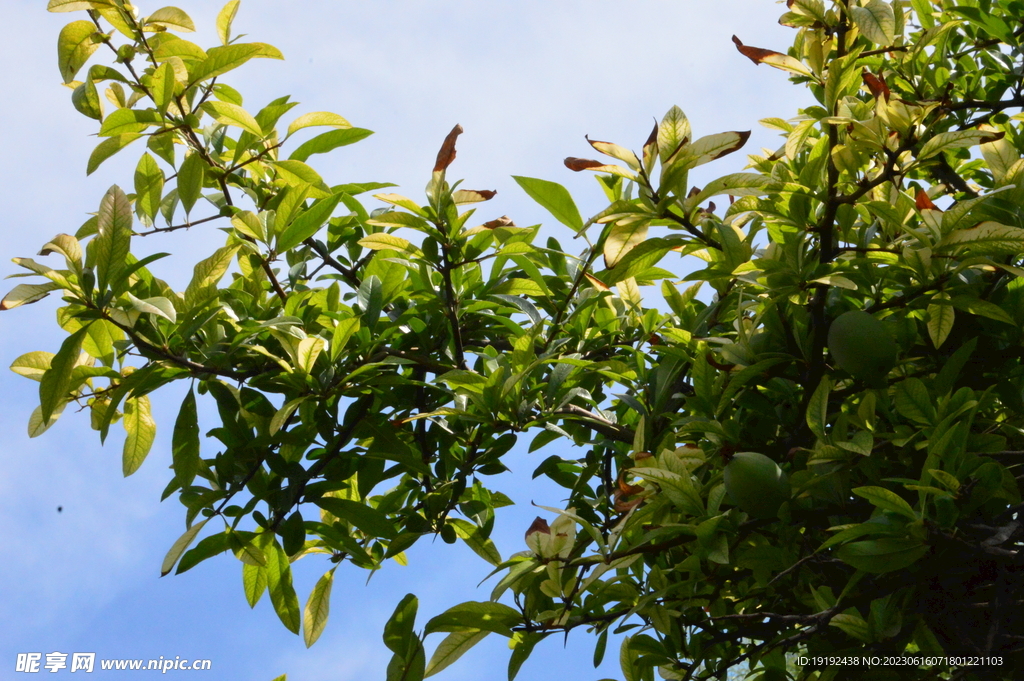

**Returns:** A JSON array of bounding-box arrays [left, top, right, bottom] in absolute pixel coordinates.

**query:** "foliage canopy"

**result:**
[[9, 0, 1024, 679]]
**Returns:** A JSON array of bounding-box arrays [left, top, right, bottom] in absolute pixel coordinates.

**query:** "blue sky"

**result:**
[[0, 2, 813, 679]]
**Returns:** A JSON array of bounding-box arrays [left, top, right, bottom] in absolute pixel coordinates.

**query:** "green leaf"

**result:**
[[315, 497, 397, 539], [153, 37, 207, 63], [835, 538, 929, 573], [288, 128, 373, 162], [160, 518, 209, 576], [894, 377, 933, 423], [926, 296, 954, 349], [491, 279, 545, 297], [72, 78, 103, 120], [122, 395, 156, 477], [303, 567, 336, 647], [330, 318, 360, 361], [176, 531, 232, 574], [384, 594, 419, 655], [216, 0, 240, 45], [87, 133, 143, 175], [149, 61, 177, 114], [39, 326, 89, 422], [512, 176, 583, 231], [950, 295, 1015, 325], [93, 185, 133, 293], [277, 192, 344, 251], [806, 376, 830, 441], [424, 601, 521, 637], [243, 562, 268, 608], [134, 153, 165, 224], [295, 337, 325, 374], [146, 6, 196, 32], [189, 43, 263, 85], [58, 20, 100, 83], [172, 388, 200, 487], [509, 632, 544, 681], [183, 244, 239, 310], [200, 101, 263, 137], [631, 467, 704, 516], [265, 539, 301, 634], [177, 151, 205, 214], [447, 518, 502, 566], [98, 108, 165, 136], [287, 111, 352, 136], [424, 630, 488, 678], [852, 486, 918, 520], [850, 0, 896, 45], [658, 105, 692, 163], [919, 130, 1004, 160]]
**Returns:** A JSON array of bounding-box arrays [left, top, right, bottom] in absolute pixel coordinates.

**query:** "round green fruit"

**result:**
[[827, 310, 898, 386], [724, 451, 790, 519]]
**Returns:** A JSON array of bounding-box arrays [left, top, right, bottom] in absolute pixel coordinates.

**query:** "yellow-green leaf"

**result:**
[[852, 486, 917, 520], [28, 403, 66, 438], [216, 0, 241, 45], [11, 351, 56, 381], [98, 108, 164, 136], [926, 296, 954, 349], [134, 153, 165, 224], [183, 245, 240, 310], [122, 395, 156, 476], [265, 539, 301, 634], [303, 568, 336, 647], [58, 20, 100, 84], [296, 337, 325, 374], [850, 0, 896, 45], [603, 219, 650, 268], [160, 518, 209, 577], [0, 283, 60, 310], [146, 6, 195, 32], [357, 233, 421, 256], [200, 101, 263, 137], [330, 318, 360, 361], [149, 61, 177, 113], [491, 279, 546, 297], [243, 562, 267, 608], [287, 112, 352, 137], [270, 397, 305, 435]]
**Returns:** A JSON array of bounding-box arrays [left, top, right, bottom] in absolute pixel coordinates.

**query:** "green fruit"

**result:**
[[724, 452, 790, 519], [827, 310, 898, 386]]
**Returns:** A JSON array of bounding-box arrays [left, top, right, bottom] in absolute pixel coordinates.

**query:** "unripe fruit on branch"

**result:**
[[827, 310, 898, 387], [724, 451, 790, 519]]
